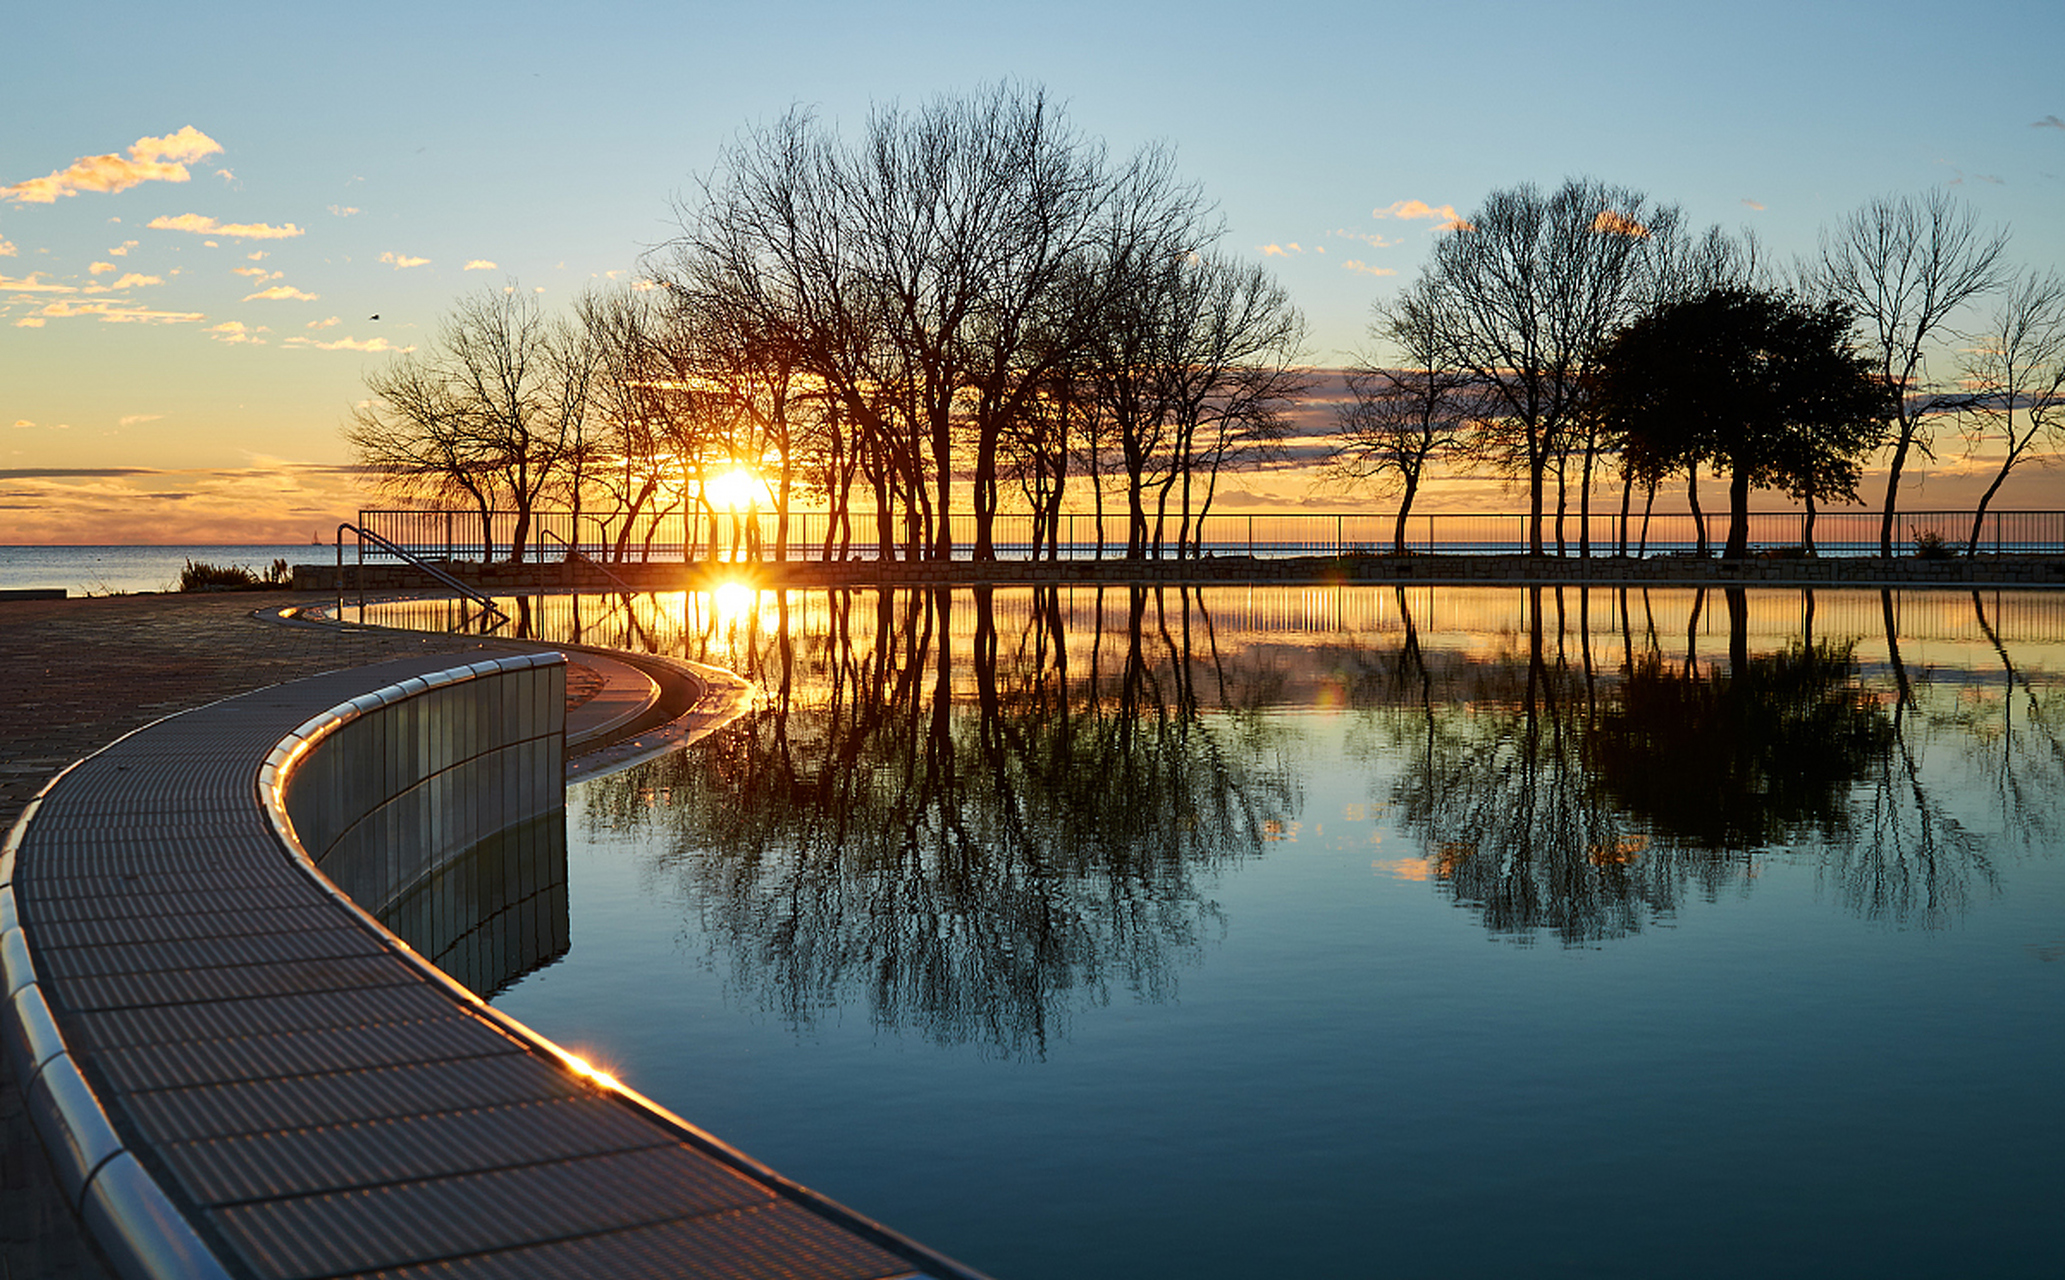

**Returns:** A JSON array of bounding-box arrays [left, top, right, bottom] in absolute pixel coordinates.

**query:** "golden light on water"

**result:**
[[711, 580, 760, 626]]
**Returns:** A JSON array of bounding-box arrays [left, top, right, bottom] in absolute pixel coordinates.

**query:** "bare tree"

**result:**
[[349, 285, 590, 562], [1415, 178, 1677, 555], [658, 85, 1210, 562], [347, 356, 498, 558], [1159, 254, 1307, 558], [1327, 280, 1476, 553], [578, 286, 682, 562], [1959, 269, 2065, 553], [1813, 190, 2009, 555]]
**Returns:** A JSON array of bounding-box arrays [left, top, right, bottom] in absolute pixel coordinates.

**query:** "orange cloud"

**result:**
[[1592, 209, 1650, 238], [2, 239, 20, 257], [232, 266, 280, 280], [463, 259, 497, 271], [306, 315, 341, 328], [207, 320, 265, 344], [1374, 199, 1462, 224], [109, 240, 138, 256], [2, 127, 222, 204], [379, 251, 429, 269], [90, 261, 117, 275], [148, 213, 305, 240], [1342, 260, 1397, 276], [1741, 197, 1766, 212], [243, 284, 318, 301]]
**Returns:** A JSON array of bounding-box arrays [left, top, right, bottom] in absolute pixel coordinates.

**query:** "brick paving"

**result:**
[[0, 591, 534, 1280]]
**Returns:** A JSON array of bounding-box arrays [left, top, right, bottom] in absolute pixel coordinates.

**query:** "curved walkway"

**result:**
[[0, 593, 971, 1280]]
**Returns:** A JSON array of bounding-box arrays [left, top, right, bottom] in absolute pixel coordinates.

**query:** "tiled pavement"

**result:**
[[2, 593, 521, 1280], [1, 592, 960, 1280]]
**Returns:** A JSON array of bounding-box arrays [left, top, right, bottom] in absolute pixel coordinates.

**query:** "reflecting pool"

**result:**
[[367, 585, 2065, 1278]]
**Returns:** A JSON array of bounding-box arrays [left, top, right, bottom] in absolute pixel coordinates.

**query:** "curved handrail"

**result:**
[[336, 522, 509, 631]]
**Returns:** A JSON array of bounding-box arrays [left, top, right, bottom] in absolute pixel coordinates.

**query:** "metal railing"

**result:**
[[352, 507, 2065, 564], [337, 522, 509, 630]]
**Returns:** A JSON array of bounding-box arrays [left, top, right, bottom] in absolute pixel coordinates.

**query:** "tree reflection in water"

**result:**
[[580, 586, 1295, 1058], [1362, 585, 2014, 944]]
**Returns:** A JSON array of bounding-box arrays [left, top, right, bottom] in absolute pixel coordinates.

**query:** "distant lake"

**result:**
[[363, 585, 2065, 1279], [0, 544, 317, 595]]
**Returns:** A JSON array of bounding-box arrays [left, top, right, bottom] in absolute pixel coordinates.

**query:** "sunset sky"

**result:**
[[4, 0, 2061, 543]]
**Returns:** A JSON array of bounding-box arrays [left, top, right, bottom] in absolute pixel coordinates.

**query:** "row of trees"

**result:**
[[1331, 183, 2064, 557], [350, 85, 1307, 563], [348, 87, 2063, 564]]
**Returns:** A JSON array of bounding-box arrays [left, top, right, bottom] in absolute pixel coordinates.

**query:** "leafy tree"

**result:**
[[1588, 287, 1895, 559]]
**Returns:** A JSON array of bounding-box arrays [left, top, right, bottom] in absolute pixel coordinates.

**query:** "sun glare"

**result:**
[[711, 580, 759, 626], [704, 467, 763, 513]]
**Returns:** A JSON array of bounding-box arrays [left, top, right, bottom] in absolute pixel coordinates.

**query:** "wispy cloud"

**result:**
[[14, 318, 45, 328], [463, 259, 497, 271], [284, 333, 413, 352], [1331, 229, 1400, 249], [0, 239, 16, 258], [1741, 197, 1766, 211], [243, 284, 318, 301], [84, 273, 163, 292], [232, 266, 281, 281], [2034, 115, 2064, 132], [1341, 260, 1397, 276], [90, 261, 117, 275], [1261, 243, 1306, 257], [34, 300, 204, 324], [329, 204, 361, 217], [2, 127, 222, 204], [1, 273, 78, 294], [108, 240, 138, 256], [379, 251, 430, 269], [306, 315, 340, 329], [117, 413, 164, 426], [148, 213, 305, 240]]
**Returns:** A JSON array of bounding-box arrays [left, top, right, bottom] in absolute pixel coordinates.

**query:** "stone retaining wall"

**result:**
[[299, 552, 2065, 594]]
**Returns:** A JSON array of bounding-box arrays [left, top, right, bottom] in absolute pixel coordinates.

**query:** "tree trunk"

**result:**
[[1724, 464, 1751, 559]]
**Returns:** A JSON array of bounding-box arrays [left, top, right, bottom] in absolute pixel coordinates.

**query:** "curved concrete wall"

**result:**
[[265, 655, 569, 995]]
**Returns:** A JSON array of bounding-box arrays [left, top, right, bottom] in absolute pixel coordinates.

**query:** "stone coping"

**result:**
[[1, 647, 982, 1280]]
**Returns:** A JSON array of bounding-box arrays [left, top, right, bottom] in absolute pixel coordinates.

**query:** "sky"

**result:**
[[3, 0, 2061, 544]]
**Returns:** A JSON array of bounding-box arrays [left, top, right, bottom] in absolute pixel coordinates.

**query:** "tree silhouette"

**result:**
[[1588, 287, 1895, 558]]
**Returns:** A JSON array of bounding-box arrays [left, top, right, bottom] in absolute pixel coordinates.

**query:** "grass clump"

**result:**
[[179, 558, 292, 591]]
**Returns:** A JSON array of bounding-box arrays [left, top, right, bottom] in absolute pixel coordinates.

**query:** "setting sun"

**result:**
[[703, 468, 764, 513]]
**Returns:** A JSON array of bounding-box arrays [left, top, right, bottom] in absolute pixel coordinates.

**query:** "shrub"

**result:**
[[178, 558, 293, 591], [1911, 530, 1957, 559]]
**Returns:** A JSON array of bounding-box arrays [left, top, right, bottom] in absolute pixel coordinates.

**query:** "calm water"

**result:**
[[0, 544, 318, 594], [360, 585, 2063, 1279]]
